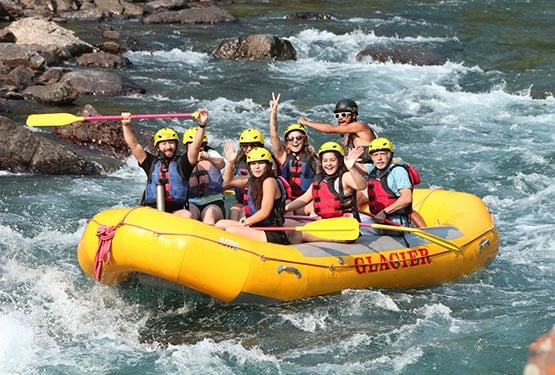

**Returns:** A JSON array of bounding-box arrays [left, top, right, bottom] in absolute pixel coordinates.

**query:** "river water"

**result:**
[[1, 1, 554, 374]]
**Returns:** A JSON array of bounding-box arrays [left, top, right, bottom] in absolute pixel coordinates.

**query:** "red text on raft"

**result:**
[[354, 248, 431, 274]]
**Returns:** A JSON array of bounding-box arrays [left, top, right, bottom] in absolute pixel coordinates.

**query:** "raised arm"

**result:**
[[186, 108, 208, 165], [222, 140, 238, 185], [269, 92, 287, 164], [299, 117, 367, 136], [297, 116, 338, 133], [121, 112, 147, 164]]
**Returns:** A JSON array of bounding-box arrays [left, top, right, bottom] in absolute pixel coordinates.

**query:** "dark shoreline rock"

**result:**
[[0, 115, 102, 175]]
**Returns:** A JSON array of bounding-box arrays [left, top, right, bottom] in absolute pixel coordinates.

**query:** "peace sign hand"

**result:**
[[269, 92, 281, 113]]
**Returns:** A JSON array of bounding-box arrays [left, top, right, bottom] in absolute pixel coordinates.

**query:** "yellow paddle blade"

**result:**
[[370, 223, 462, 255], [297, 217, 359, 241], [26, 113, 86, 127]]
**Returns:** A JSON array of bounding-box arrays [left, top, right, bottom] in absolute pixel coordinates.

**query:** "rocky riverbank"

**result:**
[[0, 0, 298, 174]]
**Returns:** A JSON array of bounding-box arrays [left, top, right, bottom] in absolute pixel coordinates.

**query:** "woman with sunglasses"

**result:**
[[223, 128, 265, 221], [269, 92, 319, 214], [285, 142, 367, 243], [216, 147, 289, 244], [298, 98, 377, 162]]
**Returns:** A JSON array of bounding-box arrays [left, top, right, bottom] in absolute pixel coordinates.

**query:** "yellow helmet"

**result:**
[[182, 127, 208, 145], [239, 128, 264, 145], [318, 141, 344, 157], [246, 147, 273, 164], [284, 123, 307, 138], [153, 127, 179, 146], [368, 137, 394, 154]]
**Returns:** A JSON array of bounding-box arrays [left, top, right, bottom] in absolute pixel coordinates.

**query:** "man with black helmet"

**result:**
[[298, 98, 377, 161], [121, 108, 209, 216]]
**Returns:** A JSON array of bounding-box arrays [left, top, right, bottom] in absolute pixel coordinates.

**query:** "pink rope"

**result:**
[[94, 225, 117, 282]]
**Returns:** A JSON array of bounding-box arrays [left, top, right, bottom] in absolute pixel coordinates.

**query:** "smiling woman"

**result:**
[[284, 142, 367, 243], [269, 92, 319, 207]]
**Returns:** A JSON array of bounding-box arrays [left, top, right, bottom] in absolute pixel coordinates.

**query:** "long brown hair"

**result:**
[[248, 161, 276, 209]]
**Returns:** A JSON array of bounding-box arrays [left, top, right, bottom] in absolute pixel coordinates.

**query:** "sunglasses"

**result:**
[[334, 112, 351, 119], [286, 135, 304, 142], [241, 143, 260, 149]]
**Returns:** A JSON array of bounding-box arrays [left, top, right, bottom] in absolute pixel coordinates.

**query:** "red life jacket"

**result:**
[[312, 173, 357, 219], [366, 164, 415, 216]]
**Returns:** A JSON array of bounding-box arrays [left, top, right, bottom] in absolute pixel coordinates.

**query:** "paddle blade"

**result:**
[[299, 217, 359, 241], [26, 113, 85, 127], [370, 223, 462, 254]]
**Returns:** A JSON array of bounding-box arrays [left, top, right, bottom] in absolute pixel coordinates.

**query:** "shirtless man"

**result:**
[[298, 99, 377, 160]]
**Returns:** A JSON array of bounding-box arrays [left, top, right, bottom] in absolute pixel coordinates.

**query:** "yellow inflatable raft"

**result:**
[[77, 189, 499, 303]]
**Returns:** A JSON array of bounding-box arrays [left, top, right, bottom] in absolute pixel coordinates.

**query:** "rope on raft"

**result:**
[[90, 216, 454, 275], [93, 208, 136, 282]]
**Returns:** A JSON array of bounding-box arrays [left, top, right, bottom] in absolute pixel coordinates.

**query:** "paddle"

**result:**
[[285, 213, 461, 254], [255, 217, 359, 241], [361, 222, 462, 255], [26, 111, 199, 127]]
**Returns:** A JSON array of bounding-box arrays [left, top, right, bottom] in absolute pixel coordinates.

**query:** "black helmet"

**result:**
[[334, 99, 358, 114]]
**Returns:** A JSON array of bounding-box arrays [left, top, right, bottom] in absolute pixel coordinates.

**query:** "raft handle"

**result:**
[[277, 266, 302, 279], [478, 238, 490, 254]]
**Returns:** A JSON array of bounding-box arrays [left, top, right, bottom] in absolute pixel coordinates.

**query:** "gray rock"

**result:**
[[5, 17, 94, 60], [213, 34, 297, 61], [0, 0, 24, 21], [283, 12, 336, 20], [5, 65, 35, 90], [0, 43, 45, 70], [356, 46, 445, 66], [23, 79, 79, 105], [0, 115, 100, 175], [51, 104, 133, 159], [59, 69, 145, 96], [143, 0, 189, 14], [143, 5, 236, 24]]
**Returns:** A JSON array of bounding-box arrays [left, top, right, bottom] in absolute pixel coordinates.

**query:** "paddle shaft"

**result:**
[[359, 210, 403, 227], [360, 211, 462, 254], [86, 113, 197, 122]]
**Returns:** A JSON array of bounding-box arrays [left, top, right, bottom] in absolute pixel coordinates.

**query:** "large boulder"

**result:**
[[59, 69, 145, 96], [23, 79, 79, 105], [5, 17, 94, 60], [213, 34, 297, 61], [0, 115, 100, 175], [143, 5, 236, 24], [76, 51, 130, 68]]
